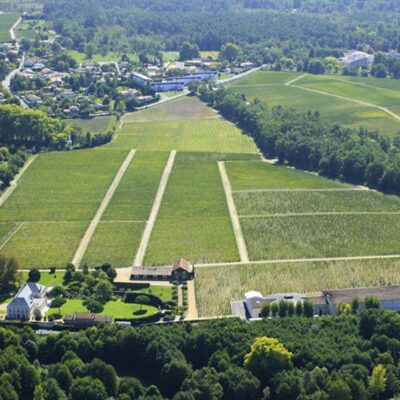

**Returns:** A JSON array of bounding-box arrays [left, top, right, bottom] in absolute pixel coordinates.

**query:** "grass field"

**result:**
[[0, 13, 19, 42], [123, 97, 217, 123], [67, 50, 139, 64], [144, 153, 240, 265], [195, 258, 400, 316], [47, 299, 158, 319], [228, 71, 400, 137], [226, 161, 347, 190], [110, 119, 258, 153], [65, 116, 114, 134], [21, 271, 64, 286]]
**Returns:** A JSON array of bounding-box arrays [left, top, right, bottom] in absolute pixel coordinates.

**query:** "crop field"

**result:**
[[65, 116, 114, 134], [195, 258, 400, 316], [296, 74, 400, 107], [0, 149, 127, 268], [109, 119, 258, 153], [226, 161, 347, 190], [0, 13, 19, 42], [241, 214, 400, 260], [123, 97, 218, 123], [228, 71, 400, 137], [234, 190, 400, 215], [0, 149, 127, 222], [144, 153, 240, 265]]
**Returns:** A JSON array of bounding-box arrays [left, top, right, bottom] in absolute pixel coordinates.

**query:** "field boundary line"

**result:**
[[288, 82, 400, 123], [195, 254, 400, 268], [0, 222, 23, 250], [239, 211, 400, 218], [232, 188, 366, 193], [0, 154, 38, 207], [72, 149, 137, 267], [285, 73, 307, 86], [133, 150, 177, 267], [218, 161, 249, 263]]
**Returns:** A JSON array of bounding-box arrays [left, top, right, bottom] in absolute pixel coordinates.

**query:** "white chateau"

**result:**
[[7, 282, 47, 320]]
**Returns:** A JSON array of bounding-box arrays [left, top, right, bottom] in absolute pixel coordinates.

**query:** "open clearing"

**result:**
[[229, 71, 400, 137], [65, 116, 115, 134], [0, 13, 19, 42], [195, 258, 400, 316]]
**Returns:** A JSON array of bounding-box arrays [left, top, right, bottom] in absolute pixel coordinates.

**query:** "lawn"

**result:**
[[144, 153, 239, 265], [241, 214, 400, 260], [123, 97, 217, 123], [226, 161, 347, 190], [229, 71, 400, 137], [47, 299, 158, 319], [21, 271, 64, 286], [234, 190, 400, 216], [140, 285, 173, 302], [82, 221, 145, 267], [102, 151, 169, 221], [110, 119, 258, 153], [0, 13, 19, 42], [195, 258, 400, 316], [296, 74, 400, 108], [2, 221, 88, 269], [0, 149, 127, 221], [65, 116, 115, 134], [67, 50, 139, 64]]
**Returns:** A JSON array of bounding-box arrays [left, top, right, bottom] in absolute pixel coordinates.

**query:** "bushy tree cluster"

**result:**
[[2, 309, 400, 398]]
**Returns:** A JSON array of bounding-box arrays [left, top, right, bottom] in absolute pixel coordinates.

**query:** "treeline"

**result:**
[[198, 86, 400, 194], [2, 308, 400, 399], [41, 0, 400, 65]]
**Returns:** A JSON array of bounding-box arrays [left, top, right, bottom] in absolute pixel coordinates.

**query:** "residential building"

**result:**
[[341, 51, 375, 68], [132, 72, 152, 85], [7, 282, 47, 320], [151, 80, 185, 92], [131, 258, 194, 281]]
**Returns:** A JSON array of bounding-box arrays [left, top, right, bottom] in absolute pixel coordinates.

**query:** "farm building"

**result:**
[[7, 282, 47, 320], [131, 258, 194, 281], [64, 313, 112, 327], [341, 51, 374, 68], [234, 286, 400, 320]]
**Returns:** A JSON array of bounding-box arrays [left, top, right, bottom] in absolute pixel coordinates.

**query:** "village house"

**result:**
[[7, 282, 47, 320], [131, 258, 194, 281]]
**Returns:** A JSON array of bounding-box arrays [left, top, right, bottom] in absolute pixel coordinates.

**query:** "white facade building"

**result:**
[[7, 282, 47, 320], [341, 51, 375, 68]]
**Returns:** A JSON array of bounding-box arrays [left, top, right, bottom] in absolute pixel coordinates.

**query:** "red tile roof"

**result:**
[[172, 258, 193, 273]]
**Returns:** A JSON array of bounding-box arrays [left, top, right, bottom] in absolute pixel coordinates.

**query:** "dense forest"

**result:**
[[1, 307, 400, 399], [41, 0, 400, 64], [198, 86, 400, 194]]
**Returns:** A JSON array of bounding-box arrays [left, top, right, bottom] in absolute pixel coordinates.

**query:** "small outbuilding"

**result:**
[[131, 258, 194, 281]]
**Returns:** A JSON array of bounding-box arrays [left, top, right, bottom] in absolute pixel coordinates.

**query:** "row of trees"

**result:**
[[198, 85, 400, 194], [2, 307, 400, 399]]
